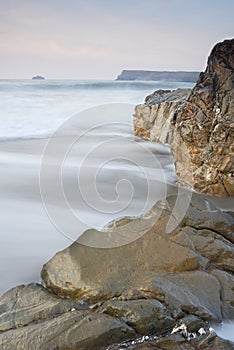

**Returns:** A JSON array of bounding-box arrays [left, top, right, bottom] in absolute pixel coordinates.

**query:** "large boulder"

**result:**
[[0, 195, 233, 349], [41, 194, 234, 322]]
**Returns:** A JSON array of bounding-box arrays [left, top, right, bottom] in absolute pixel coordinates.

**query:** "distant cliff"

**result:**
[[116, 70, 200, 82]]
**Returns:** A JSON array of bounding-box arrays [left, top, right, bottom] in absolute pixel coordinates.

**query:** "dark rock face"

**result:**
[[134, 39, 234, 196], [173, 39, 234, 196]]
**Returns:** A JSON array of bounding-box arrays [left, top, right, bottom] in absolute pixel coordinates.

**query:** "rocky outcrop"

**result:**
[[1, 286, 233, 350], [134, 39, 234, 196], [173, 39, 234, 196], [0, 284, 135, 350], [0, 194, 233, 349], [1, 39, 233, 349], [116, 70, 200, 82], [41, 194, 234, 321], [109, 325, 234, 349], [134, 89, 191, 143]]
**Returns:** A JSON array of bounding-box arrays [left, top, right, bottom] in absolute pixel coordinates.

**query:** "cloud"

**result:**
[[0, 0, 234, 78]]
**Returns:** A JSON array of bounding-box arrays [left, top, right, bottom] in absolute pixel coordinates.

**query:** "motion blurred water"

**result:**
[[0, 79, 233, 342], [0, 79, 194, 140]]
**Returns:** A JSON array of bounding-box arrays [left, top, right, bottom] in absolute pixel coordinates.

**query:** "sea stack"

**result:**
[[32, 75, 45, 80]]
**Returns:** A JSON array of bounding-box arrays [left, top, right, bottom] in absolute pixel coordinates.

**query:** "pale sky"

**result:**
[[0, 0, 234, 79]]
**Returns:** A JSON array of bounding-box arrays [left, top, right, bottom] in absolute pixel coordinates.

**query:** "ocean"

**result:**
[[0, 79, 195, 140], [0, 79, 233, 342], [0, 79, 195, 289]]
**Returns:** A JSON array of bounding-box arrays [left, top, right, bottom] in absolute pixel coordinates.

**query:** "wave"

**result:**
[[0, 79, 194, 92]]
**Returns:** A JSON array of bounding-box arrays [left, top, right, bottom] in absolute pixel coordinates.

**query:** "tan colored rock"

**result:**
[[41, 194, 233, 320], [101, 299, 174, 335], [172, 39, 234, 196], [190, 230, 234, 272], [0, 283, 87, 333], [134, 89, 190, 144], [41, 196, 204, 303], [0, 311, 135, 350], [0, 284, 135, 350], [41, 224, 199, 302], [133, 39, 234, 196], [1, 195, 234, 349]]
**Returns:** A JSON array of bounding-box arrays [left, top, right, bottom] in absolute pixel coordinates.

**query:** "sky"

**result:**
[[0, 0, 234, 79]]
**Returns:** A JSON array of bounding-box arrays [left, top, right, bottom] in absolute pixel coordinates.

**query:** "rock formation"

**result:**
[[0, 196, 233, 349], [134, 39, 234, 196], [0, 39, 233, 350], [134, 88, 190, 143], [0, 284, 135, 350], [41, 194, 234, 319]]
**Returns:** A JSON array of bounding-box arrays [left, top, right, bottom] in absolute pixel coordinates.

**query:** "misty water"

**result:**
[[0, 79, 233, 341]]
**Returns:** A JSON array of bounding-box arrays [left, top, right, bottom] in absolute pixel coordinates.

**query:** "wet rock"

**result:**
[[211, 270, 234, 318], [0, 284, 135, 350], [107, 317, 234, 349], [101, 299, 174, 334], [131, 333, 234, 350]]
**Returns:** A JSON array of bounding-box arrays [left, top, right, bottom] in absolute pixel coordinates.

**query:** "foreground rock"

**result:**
[[108, 318, 234, 349], [41, 193, 234, 320], [134, 39, 234, 196], [0, 284, 135, 350], [0, 194, 233, 349], [1, 285, 233, 350]]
